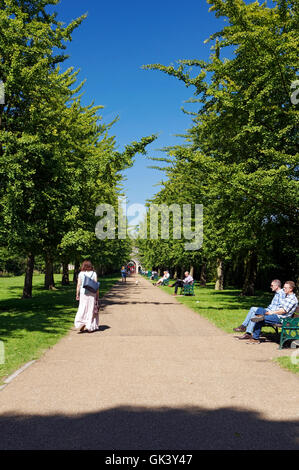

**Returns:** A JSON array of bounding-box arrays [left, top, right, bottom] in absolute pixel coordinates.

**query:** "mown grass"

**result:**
[[275, 356, 298, 374], [148, 278, 298, 374], [0, 273, 119, 383]]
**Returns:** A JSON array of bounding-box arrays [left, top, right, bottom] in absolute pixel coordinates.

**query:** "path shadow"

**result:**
[[77, 325, 111, 334], [98, 325, 110, 332], [0, 405, 297, 450], [99, 282, 179, 310], [100, 300, 178, 310]]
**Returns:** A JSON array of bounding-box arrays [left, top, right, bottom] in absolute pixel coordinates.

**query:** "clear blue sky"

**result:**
[[53, 0, 227, 206]]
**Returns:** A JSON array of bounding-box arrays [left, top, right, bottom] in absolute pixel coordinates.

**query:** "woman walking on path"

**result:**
[[75, 260, 99, 333]]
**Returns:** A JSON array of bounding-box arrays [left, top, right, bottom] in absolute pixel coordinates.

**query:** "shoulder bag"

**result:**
[[83, 271, 100, 294]]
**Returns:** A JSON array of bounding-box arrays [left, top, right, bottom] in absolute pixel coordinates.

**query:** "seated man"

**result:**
[[248, 281, 298, 344], [155, 270, 170, 286], [233, 279, 285, 340], [170, 271, 193, 295]]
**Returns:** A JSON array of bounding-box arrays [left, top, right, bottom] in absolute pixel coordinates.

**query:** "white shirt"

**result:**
[[183, 275, 193, 285]]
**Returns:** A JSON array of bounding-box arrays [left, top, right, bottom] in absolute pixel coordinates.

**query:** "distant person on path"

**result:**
[[155, 270, 170, 286], [75, 260, 99, 333], [247, 281, 298, 344], [234, 279, 285, 340], [170, 271, 193, 295], [121, 266, 127, 283]]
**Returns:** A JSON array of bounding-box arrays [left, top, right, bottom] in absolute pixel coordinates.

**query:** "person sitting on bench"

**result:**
[[170, 271, 193, 295], [155, 271, 170, 286], [233, 279, 285, 340], [248, 281, 298, 344]]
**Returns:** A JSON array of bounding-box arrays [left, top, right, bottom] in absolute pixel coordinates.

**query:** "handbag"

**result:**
[[93, 300, 99, 315], [83, 271, 100, 294]]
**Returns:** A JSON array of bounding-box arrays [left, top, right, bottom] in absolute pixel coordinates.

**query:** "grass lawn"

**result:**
[[0, 272, 119, 384], [148, 278, 299, 374], [275, 356, 299, 374]]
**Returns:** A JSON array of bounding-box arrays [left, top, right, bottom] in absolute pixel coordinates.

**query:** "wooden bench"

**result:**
[[271, 310, 299, 349]]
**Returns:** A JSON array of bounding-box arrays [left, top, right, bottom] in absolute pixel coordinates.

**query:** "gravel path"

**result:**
[[0, 275, 298, 449]]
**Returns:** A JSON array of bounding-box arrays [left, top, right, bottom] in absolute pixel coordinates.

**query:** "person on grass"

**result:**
[[233, 279, 285, 340]]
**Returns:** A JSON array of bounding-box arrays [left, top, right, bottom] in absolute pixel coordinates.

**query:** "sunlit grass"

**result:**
[[275, 356, 298, 374]]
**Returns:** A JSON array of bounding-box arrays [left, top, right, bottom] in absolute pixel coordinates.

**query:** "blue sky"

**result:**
[[52, 0, 230, 206]]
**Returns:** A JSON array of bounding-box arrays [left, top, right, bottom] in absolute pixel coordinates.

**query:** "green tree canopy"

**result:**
[[139, 0, 298, 292]]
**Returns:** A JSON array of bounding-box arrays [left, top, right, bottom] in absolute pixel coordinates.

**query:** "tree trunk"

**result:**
[[44, 255, 55, 290], [61, 262, 70, 285], [73, 260, 80, 284], [22, 253, 35, 299], [200, 263, 207, 286], [96, 264, 106, 277], [241, 251, 257, 296], [215, 258, 224, 290], [190, 265, 194, 278]]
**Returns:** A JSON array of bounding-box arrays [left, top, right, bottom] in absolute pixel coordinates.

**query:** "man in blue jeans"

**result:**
[[233, 279, 285, 340], [248, 281, 298, 344]]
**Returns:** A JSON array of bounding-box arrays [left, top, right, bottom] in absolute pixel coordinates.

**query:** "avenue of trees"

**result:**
[[137, 0, 298, 294], [0, 0, 155, 297], [0, 0, 298, 298]]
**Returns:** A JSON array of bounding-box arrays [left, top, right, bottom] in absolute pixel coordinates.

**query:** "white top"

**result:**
[[78, 270, 97, 296], [183, 275, 193, 284]]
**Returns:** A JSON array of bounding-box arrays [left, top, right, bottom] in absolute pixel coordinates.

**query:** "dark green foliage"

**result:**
[[139, 0, 299, 293]]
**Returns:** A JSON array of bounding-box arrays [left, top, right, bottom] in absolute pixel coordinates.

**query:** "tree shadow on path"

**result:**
[[0, 405, 298, 450]]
